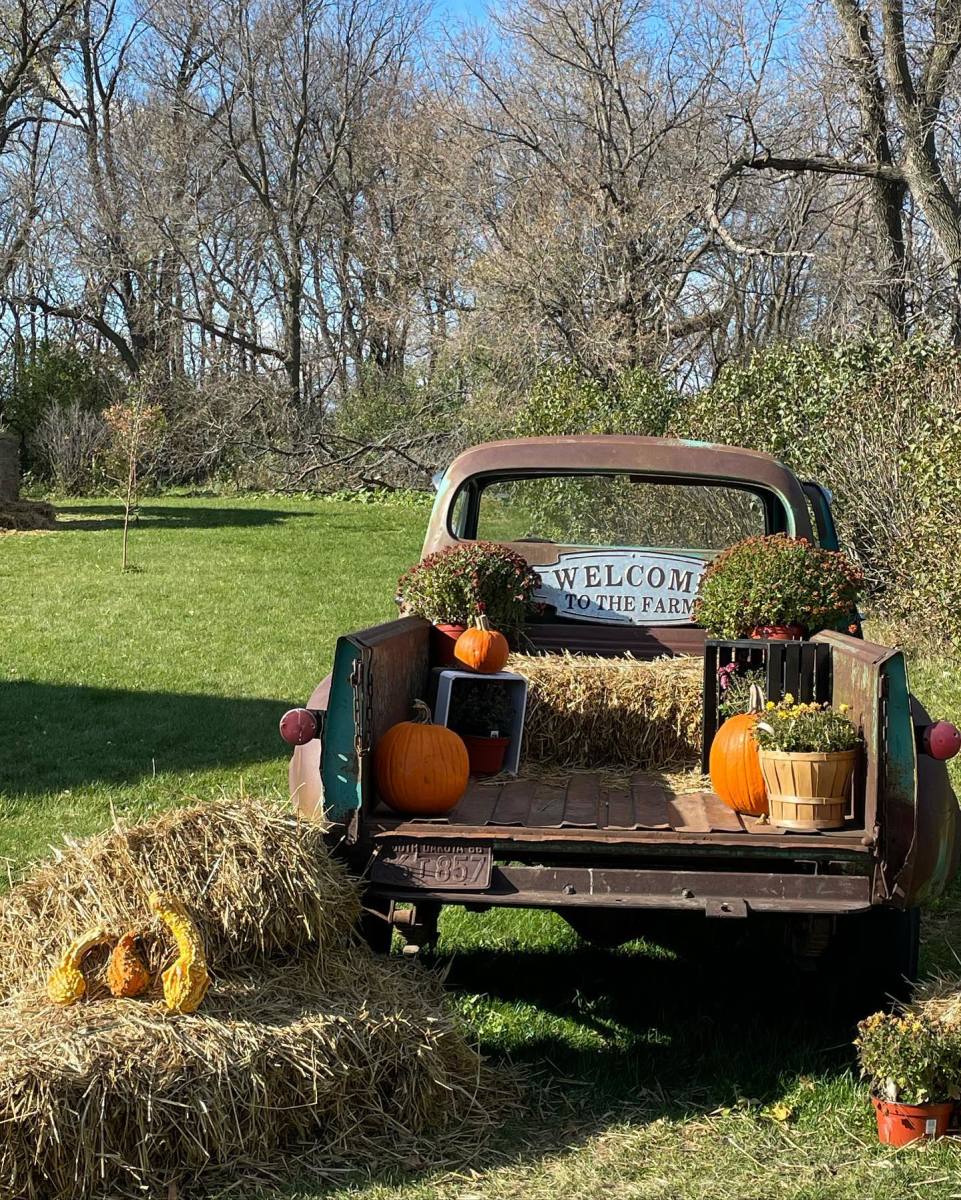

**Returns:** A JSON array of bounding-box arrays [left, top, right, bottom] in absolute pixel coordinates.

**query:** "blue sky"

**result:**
[[433, 0, 493, 22]]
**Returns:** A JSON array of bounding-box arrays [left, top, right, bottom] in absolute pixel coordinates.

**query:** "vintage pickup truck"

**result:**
[[281, 436, 961, 1004]]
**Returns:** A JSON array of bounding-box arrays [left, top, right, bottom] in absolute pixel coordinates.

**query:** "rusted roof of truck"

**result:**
[[428, 438, 815, 554], [438, 435, 803, 493]]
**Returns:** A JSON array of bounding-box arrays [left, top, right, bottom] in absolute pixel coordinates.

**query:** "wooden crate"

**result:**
[[701, 639, 833, 772]]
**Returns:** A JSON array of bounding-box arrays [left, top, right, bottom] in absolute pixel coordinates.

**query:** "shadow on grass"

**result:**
[[0, 680, 291, 796], [267, 921, 867, 1199], [438, 925, 857, 1109], [53, 503, 313, 531]]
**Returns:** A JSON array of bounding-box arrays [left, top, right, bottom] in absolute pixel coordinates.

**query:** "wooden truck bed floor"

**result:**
[[366, 770, 871, 855]]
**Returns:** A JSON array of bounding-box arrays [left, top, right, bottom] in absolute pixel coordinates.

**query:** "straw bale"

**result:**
[[509, 652, 702, 769], [0, 954, 500, 1200], [0, 797, 509, 1198], [0, 797, 361, 997], [909, 972, 961, 1030], [0, 499, 56, 531], [479, 762, 711, 793]]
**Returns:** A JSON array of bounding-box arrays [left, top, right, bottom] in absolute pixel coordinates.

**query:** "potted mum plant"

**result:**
[[754, 697, 860, 830], [856, 1010, 961, 1145], [397, 542, 541, 667], [446, 679, 516, 775], [694, 534, 863, 640]]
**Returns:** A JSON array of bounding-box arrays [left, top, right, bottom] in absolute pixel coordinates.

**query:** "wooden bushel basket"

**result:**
[[758, 748, 857, 831]]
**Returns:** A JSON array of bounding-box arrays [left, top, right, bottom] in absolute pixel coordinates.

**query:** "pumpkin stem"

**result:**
[[412, 699, 434, 724], [471, 614, 492, 631], [748, 683, 765, 714]]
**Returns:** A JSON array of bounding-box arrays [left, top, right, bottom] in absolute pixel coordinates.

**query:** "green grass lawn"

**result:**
[[3, 494, 961, 1200]]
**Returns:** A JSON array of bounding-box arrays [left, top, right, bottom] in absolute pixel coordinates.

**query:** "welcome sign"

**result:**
[[534, 549, 706, 626]]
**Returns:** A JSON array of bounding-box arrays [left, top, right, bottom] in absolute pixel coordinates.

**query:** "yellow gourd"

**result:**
[[46, 926, 112, 1006], [107, 931, 152, 998], [149, 891, 210, 1014]]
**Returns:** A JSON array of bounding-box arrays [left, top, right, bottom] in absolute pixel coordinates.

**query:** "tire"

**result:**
[[357, 894, 394, 955], [820, 907, 920, 1020]]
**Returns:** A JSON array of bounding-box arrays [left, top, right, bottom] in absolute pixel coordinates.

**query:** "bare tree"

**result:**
[[713, 0, 961, 338], [447, 0, 767, 378], [191, 0, 422, 406]]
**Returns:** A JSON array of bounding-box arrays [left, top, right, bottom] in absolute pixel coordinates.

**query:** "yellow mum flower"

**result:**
[[838, 703, 850, 714], [777, 710, 790, 719], [783, 693, 795, 705], [766, 700, 776, 710]]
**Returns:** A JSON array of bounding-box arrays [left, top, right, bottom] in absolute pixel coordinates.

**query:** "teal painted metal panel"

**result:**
[[882, 652, 916, 828], [881, 652, 958, 903], [320, 637, 363, 823]]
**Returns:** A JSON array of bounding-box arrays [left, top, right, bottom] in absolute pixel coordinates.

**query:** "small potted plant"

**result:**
[[397, 542, 541, 666], [694, 534, 863, 640], [446, 679, 516, 775], [717, 661, 767, 720], [856, 1010, 961, 1145], [754, 697, 860, 830]]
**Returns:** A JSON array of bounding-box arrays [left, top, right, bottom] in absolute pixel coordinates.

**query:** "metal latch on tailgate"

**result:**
[[704, 898, 748, 918], [350, 654, 373, 761]]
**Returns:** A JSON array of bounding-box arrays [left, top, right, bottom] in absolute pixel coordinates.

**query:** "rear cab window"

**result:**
[[447, 471, 791, 626]]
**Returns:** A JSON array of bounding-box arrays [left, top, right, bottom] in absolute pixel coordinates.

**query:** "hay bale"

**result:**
[[0, 955, 497, 1199], [0, 797, 508, 1198], [0, 797, 361, 995], [509, 651, 702, 769], [0, 499, 56, 531], [909, 973, 961, 1029]]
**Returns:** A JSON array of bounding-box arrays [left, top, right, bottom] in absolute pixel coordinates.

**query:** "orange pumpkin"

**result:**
[[375, 700, 469, 815], [709, 684, 768, 816], [454, 615, 510, 674]]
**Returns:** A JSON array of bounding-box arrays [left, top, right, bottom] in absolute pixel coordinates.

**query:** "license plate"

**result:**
[[371, 842, 492, 891]]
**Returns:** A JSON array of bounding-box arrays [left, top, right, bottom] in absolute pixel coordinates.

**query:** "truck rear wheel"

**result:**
[[817, 907, 920, 1019], [357, 894, 394, 955]]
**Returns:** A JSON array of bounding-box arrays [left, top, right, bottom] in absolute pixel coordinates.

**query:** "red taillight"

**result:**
[[279, 708, 319, 746], [919, 721, 961, 761]]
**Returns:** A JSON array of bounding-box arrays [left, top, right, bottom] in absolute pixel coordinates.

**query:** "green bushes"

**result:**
[[515, 364, 674, 438], [0, 343, 119, 490], [693, 534, 863, 639], [0, 342, 111, 437], [674, 337, 961, 644]]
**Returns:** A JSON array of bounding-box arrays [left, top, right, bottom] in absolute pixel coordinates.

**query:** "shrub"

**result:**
[[332, 366, 466, 488], [397, 542, 541, 630], [2, 343, 114, 447], [856, 1010, 961, 1104], [515, 363, 674, 438], [674, 336, 961, 643], [693, 534, 863, 639], [673, 336, 941, 466], [31, 402, 109, 495]]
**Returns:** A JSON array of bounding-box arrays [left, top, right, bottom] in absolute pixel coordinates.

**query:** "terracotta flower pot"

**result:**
[[462, 734, 510, 775], [431, 623, 467, 668], [758, 748, 857, 831], [872, 1096, 954, 1146], [749, 624, 805, 641]]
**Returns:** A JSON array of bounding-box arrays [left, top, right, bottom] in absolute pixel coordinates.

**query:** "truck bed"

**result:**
[[366, 769, 872, 855]]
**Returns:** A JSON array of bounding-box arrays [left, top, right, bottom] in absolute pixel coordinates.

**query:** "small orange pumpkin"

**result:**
[[454, 615, 510, 674], [375, 700, 469, 815], [709, 684, 768, 816]]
